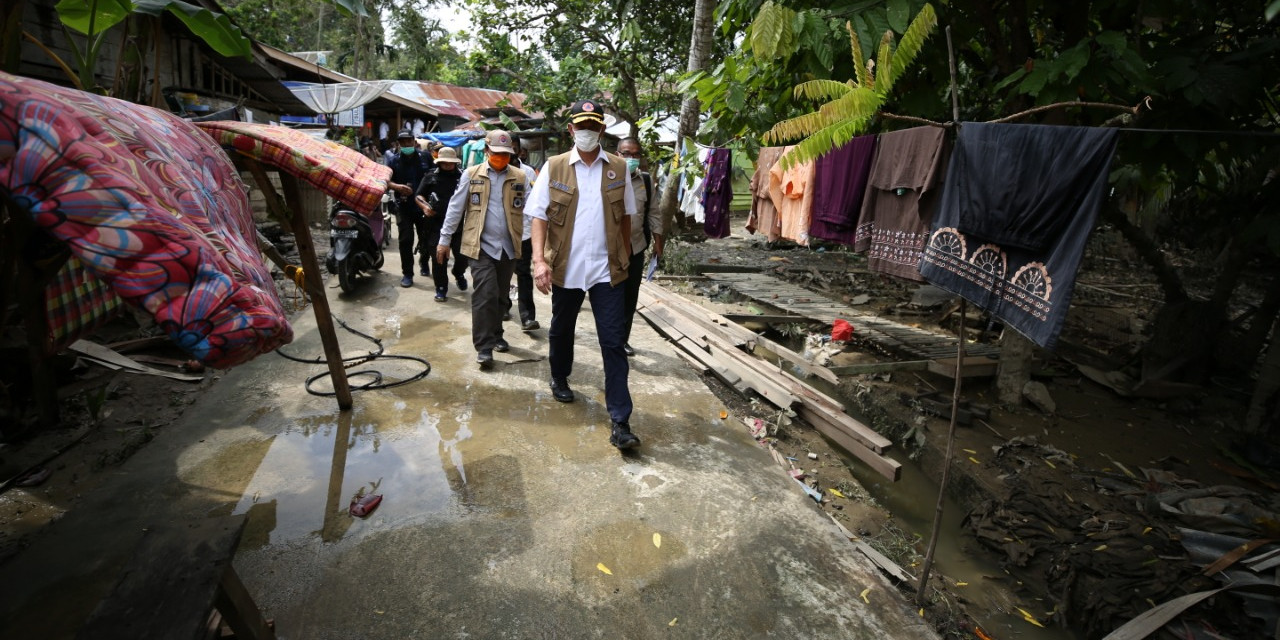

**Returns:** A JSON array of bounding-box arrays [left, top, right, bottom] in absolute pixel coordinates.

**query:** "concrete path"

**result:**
[[0, 270, 938, 640]]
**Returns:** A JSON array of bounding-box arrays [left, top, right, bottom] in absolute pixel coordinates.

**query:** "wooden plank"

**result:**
[[829, 361, 931, 375], [722, 313, 808, 324], [693, 263, 763, 273], [928, 356, 999, 378], [748, 334, 840, 385], [798, 404, 901, 481], [78, 515, 255, 640]]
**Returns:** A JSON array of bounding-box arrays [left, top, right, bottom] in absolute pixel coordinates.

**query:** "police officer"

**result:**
[[436, 130, 530, 370], [414, 146, 464, 302]]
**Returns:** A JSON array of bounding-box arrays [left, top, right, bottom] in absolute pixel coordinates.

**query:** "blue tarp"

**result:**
[[420, 131, 484, 148]]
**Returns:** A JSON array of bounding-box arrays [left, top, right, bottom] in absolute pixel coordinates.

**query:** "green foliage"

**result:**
[[763, 4, 937, 169]]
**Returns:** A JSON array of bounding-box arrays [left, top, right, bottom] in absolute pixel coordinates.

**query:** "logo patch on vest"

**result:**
[[470, 179, 485, 185], [550, 180, 572, 193], [606, 170, 616, 180], [513, 183, 525, 192], [513, 197, 524, 208], [469, 193, 481, 205], [606, 180, 625, 190]]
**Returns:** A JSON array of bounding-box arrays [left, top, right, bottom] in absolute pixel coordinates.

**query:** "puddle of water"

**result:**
[[847, 449, 1080, 640], [231, 403, 480, 548]]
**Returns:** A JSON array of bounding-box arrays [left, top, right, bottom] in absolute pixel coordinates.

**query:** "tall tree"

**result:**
[[655, 0, 716, 237]]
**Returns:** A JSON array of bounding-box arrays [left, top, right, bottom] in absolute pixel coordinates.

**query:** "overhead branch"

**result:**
[[987, 97, 1150, 124]]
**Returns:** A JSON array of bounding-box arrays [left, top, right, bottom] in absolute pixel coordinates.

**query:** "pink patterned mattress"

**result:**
[[0, 72, 292, 368]]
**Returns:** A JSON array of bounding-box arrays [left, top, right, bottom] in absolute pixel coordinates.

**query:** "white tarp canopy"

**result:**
[[284, 80, 397, 114]]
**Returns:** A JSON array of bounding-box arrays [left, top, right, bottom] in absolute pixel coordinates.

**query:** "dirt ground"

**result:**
[[2, 214, 1278, 639], [656, 213, 1279, 639]]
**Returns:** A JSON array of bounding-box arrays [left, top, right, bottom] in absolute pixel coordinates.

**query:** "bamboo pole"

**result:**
[[916, 24, 965, 607]]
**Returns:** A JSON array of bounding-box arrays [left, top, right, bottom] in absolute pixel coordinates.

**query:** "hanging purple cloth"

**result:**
[[809, 135, 877, 245], [700, 148, 733, 239]]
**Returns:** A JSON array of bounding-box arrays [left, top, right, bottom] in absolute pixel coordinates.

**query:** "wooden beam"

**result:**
[[722, 313, 809, 324], [829, 361, 931, 376], [276, 173, 353, 410], [748, 333, 839, 385]]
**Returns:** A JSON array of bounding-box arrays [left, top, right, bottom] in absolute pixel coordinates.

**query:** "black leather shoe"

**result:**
[[476, 350, 494, 370], [456, 277, 468, 291], [609, 422, 640, 450], [550, 377, 574, 403], [494, 338, 509, 353], [521, 319, 540, 331], [623, 343, 636, 357], [502, 311, 512, 321]]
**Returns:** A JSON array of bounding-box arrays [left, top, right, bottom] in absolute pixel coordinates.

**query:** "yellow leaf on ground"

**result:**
[[969, 456, 981, 464], [963, 448, 977, 454], [860, 587, 871, 603], [918, 608, 924, 617], [653, 533, 662, 548], [1093, 544, 1108, 551], [1044, 459, 1056, 469], [1142, 526, 1152, 535], [1016, 607, 1045, 627], [669, 618, 678, 627], [829, 488, 846, 498], [955, 582, 968, 587], [597, 563, 613, 575]]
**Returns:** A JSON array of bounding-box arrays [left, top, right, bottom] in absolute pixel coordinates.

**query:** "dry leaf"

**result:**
[[653, 533, 662, 548], [828, 488, 846, 499], [963, 448, 977, 454], [859, 587, 871, 603], [668, 618, 678, 627], [597, 562, 613, 575], [1093, 544, 1108, 551], [955, 581, 968, 587], [969, 456, 981, 464]]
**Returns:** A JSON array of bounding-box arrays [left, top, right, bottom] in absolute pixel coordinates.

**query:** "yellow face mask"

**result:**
[[487, 154, 511, 171]]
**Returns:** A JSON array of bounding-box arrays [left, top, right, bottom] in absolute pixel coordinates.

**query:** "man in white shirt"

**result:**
[[527, 100, 640, 449]]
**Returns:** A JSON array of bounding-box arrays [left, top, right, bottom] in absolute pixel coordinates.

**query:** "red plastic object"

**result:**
[[831, 318, 854, 342], [349, 493, 383, 517]]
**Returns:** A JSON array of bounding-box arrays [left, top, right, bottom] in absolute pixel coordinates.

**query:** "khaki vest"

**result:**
[[458, 163, 526, 260], [542, 151, 630, 287]]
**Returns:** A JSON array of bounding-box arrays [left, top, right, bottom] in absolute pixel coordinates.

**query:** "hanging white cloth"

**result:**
[[285, 81, 395, 115]]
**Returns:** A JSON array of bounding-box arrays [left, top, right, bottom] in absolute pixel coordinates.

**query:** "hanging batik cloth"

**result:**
[[769, 146, 816, 246], [748, 146, 786, 241], [701, 147, 733, 239], [809, 135, 877, 246], [853, 127, 949, 280], [918, 122, 1119, 350]]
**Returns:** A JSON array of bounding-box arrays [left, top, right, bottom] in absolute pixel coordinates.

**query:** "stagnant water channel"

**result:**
[[750, 340, 1082, 640]]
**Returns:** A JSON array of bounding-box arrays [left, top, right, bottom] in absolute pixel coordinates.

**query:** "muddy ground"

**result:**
[[2, 214, 1278, 639]]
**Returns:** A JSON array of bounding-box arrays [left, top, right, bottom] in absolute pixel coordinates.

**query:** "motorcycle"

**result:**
[[325, 202, 386, 294]]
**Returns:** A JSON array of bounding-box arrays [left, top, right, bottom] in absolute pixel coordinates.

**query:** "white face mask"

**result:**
[[573, 128, 601, 152]]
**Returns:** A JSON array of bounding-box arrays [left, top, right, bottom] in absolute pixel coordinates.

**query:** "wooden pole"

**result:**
[[278, 172, 353, 410], [917, 25, 964, 607]]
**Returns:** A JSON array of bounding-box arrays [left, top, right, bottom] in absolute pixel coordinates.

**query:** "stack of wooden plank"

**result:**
[[638, 283, 902, 481]]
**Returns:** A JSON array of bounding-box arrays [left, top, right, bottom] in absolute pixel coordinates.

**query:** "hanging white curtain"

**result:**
[[286, 81, 396, 114]]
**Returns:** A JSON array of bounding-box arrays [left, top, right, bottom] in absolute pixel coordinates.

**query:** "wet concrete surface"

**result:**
[[0, 271, 938, 639]]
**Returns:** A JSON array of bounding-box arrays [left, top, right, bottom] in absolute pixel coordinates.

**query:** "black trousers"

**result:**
[[623, 249, 645, 344], [549, 282, 631, 424], [397, 203, 430, 277], [505, 238, 536, 323]]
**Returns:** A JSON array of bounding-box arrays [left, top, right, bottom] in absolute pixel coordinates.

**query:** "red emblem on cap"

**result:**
[[583, 102, 595, 111]]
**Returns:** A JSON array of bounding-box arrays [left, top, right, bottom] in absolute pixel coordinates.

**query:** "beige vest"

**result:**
[[542, 151, 630, 286], [458, 163, 525, 260]]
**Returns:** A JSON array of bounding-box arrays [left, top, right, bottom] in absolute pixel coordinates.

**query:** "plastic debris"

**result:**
[[349, 492, 383, 518]]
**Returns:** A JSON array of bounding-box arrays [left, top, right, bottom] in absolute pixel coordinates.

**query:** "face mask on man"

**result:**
[[400, 146, 415, 155], [625, 158, 640, 174], [573, 128, 601, 152], [487, 154, 511, 171]]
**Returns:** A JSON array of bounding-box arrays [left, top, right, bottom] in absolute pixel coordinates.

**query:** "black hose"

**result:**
[[275, 317, 430, 396]]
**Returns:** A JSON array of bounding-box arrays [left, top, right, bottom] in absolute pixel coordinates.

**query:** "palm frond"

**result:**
[[793, 79, 854, 102], [779, 114, 876, 170], [816, 86, 881, 122], [846, 20, 871, 89], [887, 3, 937, 88], [763, 110, 832, 145], [874, 30, 894, 95]]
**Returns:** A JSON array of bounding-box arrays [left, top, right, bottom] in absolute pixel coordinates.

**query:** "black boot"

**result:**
[[609, 422, 640, 450], [550, 377, 574, 403]]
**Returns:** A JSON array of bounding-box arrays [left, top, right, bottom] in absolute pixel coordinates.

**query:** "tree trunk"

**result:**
[[1245, 311, 1280, 436], [659, 0, 715, 238], [996, 330, 1034, 405]]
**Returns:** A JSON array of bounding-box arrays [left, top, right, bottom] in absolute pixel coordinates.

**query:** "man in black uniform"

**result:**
[[386, 129, 434, 287], [414, 146, 464, 302]]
